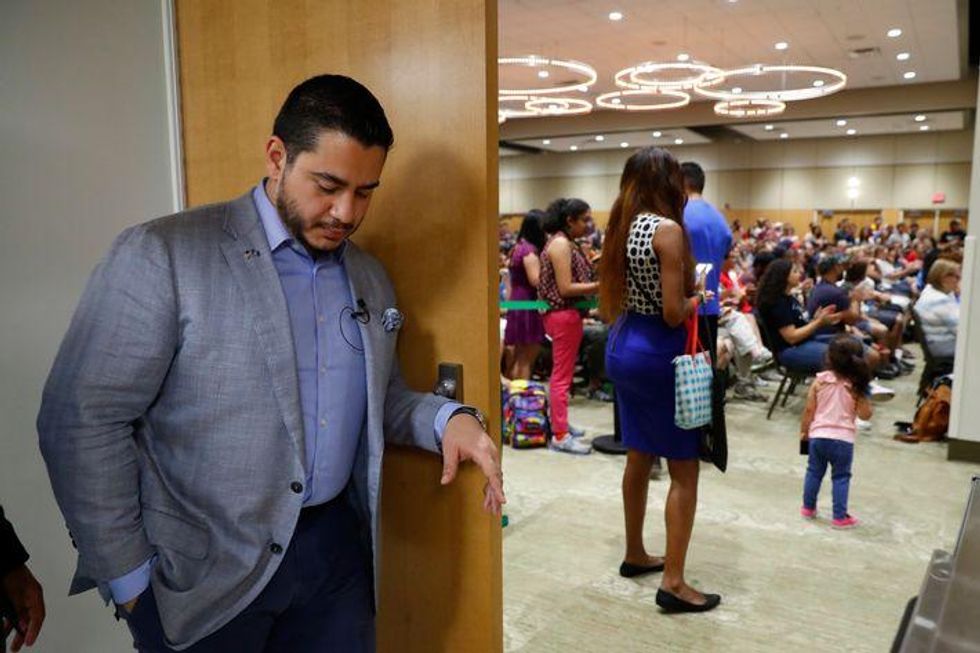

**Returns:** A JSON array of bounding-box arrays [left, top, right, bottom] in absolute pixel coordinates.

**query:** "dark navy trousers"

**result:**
[[121, 496, 375, 652]]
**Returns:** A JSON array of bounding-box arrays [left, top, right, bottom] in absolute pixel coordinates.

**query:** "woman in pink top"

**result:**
[[799, 335, 873, 528]]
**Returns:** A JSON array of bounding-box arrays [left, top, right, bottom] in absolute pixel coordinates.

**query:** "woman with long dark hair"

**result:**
[[538, 198, 599, 454], [504, 210, 547, 379], [599, 147, 719, 613], [756, 258, 839, 374]]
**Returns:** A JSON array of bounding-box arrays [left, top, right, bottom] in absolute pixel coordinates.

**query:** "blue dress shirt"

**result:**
[[108, 182, 460, 604]]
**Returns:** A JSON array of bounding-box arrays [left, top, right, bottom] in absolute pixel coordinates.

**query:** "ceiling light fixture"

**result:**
[[620, 142, 630, 148], [542, 139, 551, 145], [616, 60, 724, 91], [674, 138, 684, 145], [497, 95, 542, 119], [896, 52, 910, 61], [775, 41, 789, 50], [764, 124, 775, 131], [779, 133, 789, 139], [537, 70, 550, 78], [609, 11, 624, 21], [694, 64, 847, 101], [731, 87, 743, 94], [677, 53, 691, 62], [846, 128, 857, 135], [920, 125, 930, 131], [524, 96, 593, 116], [887, 28, 902, 38], [570, 145, 578, 151], [836, 119, 847, 126], [652, 131, 662, 137], [812, 79, 825, 87], [903, 71, 916, 80], [498, 56, 598, 95], [713, 98, 786, 118], [914, 114, 926, 122], [596, 88, 691, 111], [595, 135, 605, 141]]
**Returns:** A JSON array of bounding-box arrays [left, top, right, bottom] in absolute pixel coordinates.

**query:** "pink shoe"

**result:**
[[832, 514, 859, 529], [800, 506, 817, 519]]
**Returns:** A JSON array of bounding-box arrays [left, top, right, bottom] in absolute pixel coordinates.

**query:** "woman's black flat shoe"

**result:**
[[655, 589, 721, 613], [619, 560, 665, 578]]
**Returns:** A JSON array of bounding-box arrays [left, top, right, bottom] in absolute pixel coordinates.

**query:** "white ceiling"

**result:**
[[504, 127, 711, 154], [500, 0, 962, 97], [498, 0, 968, 143], [728, 109, 966, 140]]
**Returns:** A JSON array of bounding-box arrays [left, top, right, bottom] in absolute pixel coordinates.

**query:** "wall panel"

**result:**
[[175, 2, 501, 651]]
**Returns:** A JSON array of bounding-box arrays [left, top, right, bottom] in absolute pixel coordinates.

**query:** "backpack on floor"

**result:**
[[912, 378, 952, 441], [503, 379, 550, 448]]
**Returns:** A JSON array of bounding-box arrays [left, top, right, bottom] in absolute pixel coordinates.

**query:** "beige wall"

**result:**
[[500, 131, 973, 223]]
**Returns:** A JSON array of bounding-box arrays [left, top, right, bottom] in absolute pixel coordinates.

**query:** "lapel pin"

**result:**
[[244, 249, 261, 260]]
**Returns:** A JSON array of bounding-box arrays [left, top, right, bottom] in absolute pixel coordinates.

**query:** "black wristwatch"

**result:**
[[449, 406, 488, 431]]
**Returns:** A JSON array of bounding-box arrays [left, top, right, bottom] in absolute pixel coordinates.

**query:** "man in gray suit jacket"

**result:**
[[38, 74, 505, 652]]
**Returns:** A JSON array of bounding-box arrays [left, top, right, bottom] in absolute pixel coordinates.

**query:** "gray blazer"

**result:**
[[38, 192, 452, 649]]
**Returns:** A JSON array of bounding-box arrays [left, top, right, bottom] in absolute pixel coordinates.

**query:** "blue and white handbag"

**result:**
[[673, 313, 714, 430]]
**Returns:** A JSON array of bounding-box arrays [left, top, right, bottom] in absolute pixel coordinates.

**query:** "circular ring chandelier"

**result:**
[[695, 64, 847, 102], [498, 94, 593, 119], [713, 98, 786, 118], [596, 88, 691, 111], [498, 55, 598, 95], [497, 95, 541, 119], [615, 61, 724, 91], [525, 96, 593, 116]]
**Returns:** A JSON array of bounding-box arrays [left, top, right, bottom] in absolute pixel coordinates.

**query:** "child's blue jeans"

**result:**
[[803, 438, 854, 520]]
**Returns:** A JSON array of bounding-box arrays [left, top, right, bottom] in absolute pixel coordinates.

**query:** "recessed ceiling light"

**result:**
[[779, 133, 789, 139], [570, 145, 578, 151], [674, 138, 684, 145], [764, 124, 775, 131], [611, 98, 622, 104], [903, 71, 916, 80], [732, 87, 743, 94], [608, 11, 623, 21], [677, 53, 690, 62], [595, 135, 605, 142], [920, 125, 930, 131], [812, 79, 825, 87], [836, 119, 847, 126], [914, 114, 926, 122], [896, 52, 910, 61], [542, 139, 551, 145], [775, 41, 789, 51], [652, 131, 662, 138], [846, 128, 857, 135], [620, 142, 630, 148], [537, 70, 550, 79], [578, 85, 589, 92], [887, 28, 902, 38]]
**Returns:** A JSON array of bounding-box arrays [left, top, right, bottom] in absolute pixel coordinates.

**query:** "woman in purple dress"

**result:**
[[504, 210, 547, 379]]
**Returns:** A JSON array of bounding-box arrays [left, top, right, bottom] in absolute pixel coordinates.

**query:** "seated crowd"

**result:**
[[499, 207, 965, 442]]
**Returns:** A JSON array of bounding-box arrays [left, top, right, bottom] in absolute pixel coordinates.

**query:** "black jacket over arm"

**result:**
[[0, 505, 29, 579]]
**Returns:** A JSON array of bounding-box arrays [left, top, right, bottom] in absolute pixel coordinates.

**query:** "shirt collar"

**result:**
[[251, 180, 348, 262]]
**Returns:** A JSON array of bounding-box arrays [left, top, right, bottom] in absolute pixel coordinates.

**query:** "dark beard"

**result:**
[[275, 187, 352, 257]]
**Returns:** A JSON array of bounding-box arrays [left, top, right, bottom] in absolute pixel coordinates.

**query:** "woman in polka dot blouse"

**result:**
[[599, 147, 721, 614]]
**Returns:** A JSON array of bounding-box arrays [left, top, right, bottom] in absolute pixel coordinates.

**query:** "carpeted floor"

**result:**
[[502, 351, 977, 652]]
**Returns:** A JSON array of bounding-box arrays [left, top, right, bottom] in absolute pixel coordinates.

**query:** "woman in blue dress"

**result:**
[[600, 147, 720, 613]]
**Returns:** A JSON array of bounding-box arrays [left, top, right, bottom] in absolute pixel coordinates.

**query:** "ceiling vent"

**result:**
[[847, 46, 881, 59]]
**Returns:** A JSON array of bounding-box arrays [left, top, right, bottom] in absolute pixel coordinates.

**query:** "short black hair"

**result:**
[[680, 161, 706, 193], [273, 74, 394, 160], [544, 198, 590, 235]]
